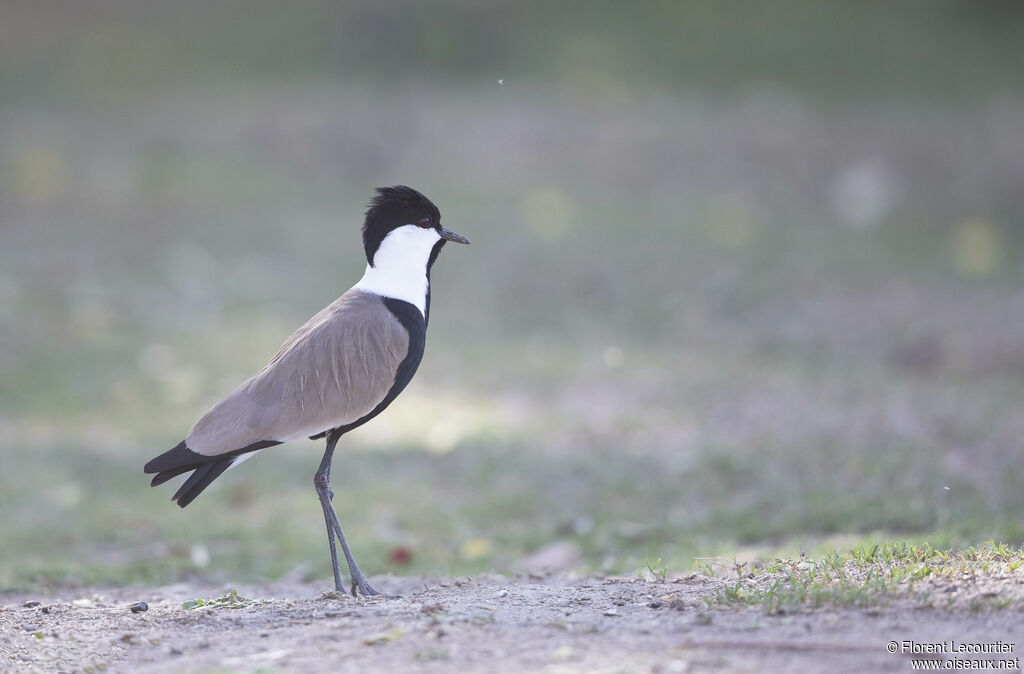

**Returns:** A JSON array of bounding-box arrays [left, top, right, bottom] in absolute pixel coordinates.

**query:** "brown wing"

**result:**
[[186, 289, 409, 456]]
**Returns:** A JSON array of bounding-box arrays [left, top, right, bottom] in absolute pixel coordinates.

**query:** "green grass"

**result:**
[[705, 542, 1024, 613], [2, 425, 1023, 591], [182, 589, 266, 610]]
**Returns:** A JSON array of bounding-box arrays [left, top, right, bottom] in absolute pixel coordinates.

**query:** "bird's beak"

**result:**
[[439, 227, 471, 244]]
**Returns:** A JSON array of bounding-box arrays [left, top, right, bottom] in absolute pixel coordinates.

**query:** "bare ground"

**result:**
[[3, 574, 1022, 674]]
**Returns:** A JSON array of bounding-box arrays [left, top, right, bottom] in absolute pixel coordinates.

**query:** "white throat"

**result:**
[[353, 224, 440, 316]]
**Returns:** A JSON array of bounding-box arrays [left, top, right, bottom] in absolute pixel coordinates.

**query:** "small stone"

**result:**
[[603, 608, 619, 617], [21, 624, 39, 631], [129, 602, 148, 614], [494, 589, 509, 598], [23, 601, 41, 608]]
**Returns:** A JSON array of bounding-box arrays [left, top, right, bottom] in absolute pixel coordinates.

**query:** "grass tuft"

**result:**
[[708, 542, 1024, 613], [182, 589, 267, 610]]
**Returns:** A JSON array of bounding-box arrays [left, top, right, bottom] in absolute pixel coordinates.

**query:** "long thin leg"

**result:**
[[314, 433, 344, 592], [314, 430, 396, 598]]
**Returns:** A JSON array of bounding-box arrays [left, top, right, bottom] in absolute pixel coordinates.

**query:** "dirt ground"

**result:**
[[2, 574, 1021, 674]]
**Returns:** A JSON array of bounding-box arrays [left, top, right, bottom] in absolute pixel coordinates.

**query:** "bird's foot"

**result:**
[[350, 573, 401, 599]]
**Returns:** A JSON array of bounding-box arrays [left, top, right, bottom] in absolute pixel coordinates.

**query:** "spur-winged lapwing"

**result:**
[[144, 186, 469, 596]]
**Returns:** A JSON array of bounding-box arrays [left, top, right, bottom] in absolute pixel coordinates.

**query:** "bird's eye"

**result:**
[[417, 218, 432, 229]]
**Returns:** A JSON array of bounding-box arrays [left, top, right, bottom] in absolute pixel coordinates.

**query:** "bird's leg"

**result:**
[[314, 430, 398, 599], [314, 431, 344, 593]]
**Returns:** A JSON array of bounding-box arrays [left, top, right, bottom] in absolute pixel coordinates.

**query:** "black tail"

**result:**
[[144, 439, 281, 508]]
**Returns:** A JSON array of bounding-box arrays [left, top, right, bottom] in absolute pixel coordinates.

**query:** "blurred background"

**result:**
[[1, 0, 1023, 589]]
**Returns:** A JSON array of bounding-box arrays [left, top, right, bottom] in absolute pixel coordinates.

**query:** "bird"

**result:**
[[144, 185, 470, 597]]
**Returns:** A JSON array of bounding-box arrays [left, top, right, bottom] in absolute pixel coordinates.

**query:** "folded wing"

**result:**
[[187, 289, 410, 455]]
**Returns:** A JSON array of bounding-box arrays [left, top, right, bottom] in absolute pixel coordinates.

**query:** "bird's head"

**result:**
[[362, 186, 470, 271]]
